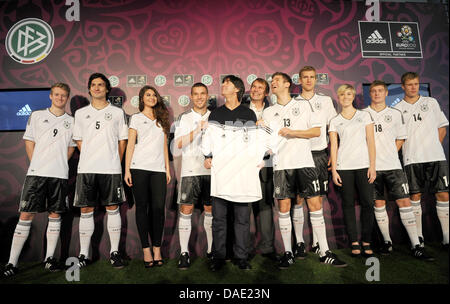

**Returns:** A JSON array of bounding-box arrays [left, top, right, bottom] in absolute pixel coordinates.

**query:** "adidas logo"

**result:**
[[16, 104, 32, 116], [366, 30, 387, 44]]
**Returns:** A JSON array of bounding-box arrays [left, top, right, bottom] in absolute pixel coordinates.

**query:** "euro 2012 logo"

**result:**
[[396, 25, 414, 42]]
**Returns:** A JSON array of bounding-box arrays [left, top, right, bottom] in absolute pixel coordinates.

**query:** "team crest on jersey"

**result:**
[[105, 113, 112, 121], [420, 103, 429, 112], [243, 132, 249, 142], [384, 115, 392, 123], [63, 121, 71, 129], [292, 108, 300, 116], [314, 102, 322, 111], [275, 187, 281, 195]]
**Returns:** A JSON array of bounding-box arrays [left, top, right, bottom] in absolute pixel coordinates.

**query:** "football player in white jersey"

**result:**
[[174, 83, 213, 269], [395, 72, 449, 249], [124, 85, 171, 268], [329, 84, 376, 258], [295, 66, 337, 257], [263, 72, 346, 268], [365, 80, 433, 260], [3, 83, 76, 277], [73, 73, 128, 269]]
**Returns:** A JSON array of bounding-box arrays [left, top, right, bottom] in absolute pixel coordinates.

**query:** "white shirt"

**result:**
[[363, 106, 406, 171], [129, 113, 166, 172], [262, 98, 321, 170], [201, 123, 271, 203], [329, 110, 373, 170], [394, 96, 448, 165], [23, 109, 76, 179], [73, 103, 128, 174], [249, 102, 264, 121], [297, 93, 337, 151], [174, 109, 211, 177]]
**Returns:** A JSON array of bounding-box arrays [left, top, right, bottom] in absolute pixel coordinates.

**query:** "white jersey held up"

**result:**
[[174, 109, 211, 177], [328, 110, 373, 170], [262, 98, 321, 171], [23, 109, 76, 179], [394, 96, 448, 165], [363, 106, 406, 171], [297, 93, 337, 151], [73, 103, 128, 174], [129, 113, 166, 172], [201, 123, 271, 203]]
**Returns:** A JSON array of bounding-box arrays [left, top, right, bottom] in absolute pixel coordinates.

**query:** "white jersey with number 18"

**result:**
[[363, 106, 406, 171]]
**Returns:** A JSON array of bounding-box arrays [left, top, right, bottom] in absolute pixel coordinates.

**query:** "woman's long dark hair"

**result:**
[[138, 85, 170, 135]]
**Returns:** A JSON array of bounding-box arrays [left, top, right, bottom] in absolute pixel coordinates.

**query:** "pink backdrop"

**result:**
[[0, 0, 448, 262]]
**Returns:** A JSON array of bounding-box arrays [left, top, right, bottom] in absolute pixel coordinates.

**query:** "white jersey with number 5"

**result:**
[[23, 108, 76, 179], [73, 103, 128, 174], [394, 96, 448, 165], [363, 106, 406, 171]]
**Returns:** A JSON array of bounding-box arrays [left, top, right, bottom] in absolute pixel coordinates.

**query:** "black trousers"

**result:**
[[212, 197, 251, 260], [250, 168, 275, 254], [131, 169, 166, 248], [338, 168, 374, 244]]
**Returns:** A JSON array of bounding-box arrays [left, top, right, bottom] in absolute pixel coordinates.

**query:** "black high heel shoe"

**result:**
[[362, 244, 374, 258], [144, 260, 154, 268], [351, 243, 361, 258]]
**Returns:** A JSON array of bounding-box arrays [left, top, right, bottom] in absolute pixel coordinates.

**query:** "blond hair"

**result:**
[[337, 84, 356, 97]]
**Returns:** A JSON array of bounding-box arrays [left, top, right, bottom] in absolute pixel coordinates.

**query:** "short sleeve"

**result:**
[[328, 117, 337, 133], [72, 111, 82, 141], [327, 98, 338, 125], [129, 114, 137, 130], [23, 112, 35, 141], [432, 99, 449, 128], [118, 110, 128, 140], [396, 111, 407, 140], [364, 111, 374, 125]]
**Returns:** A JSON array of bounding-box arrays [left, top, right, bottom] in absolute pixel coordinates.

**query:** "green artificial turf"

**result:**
[[1, 243, 447, 284]]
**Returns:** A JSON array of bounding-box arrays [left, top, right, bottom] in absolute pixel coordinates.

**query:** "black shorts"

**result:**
[[19, 176, 68, 214], [312, 149, 330, 195], [374, 169, 410, 201], [404, 161, 449, 194], [273, 168, 320, 199], [74, 173, 126, 207], [177, 175, 211, 206]]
